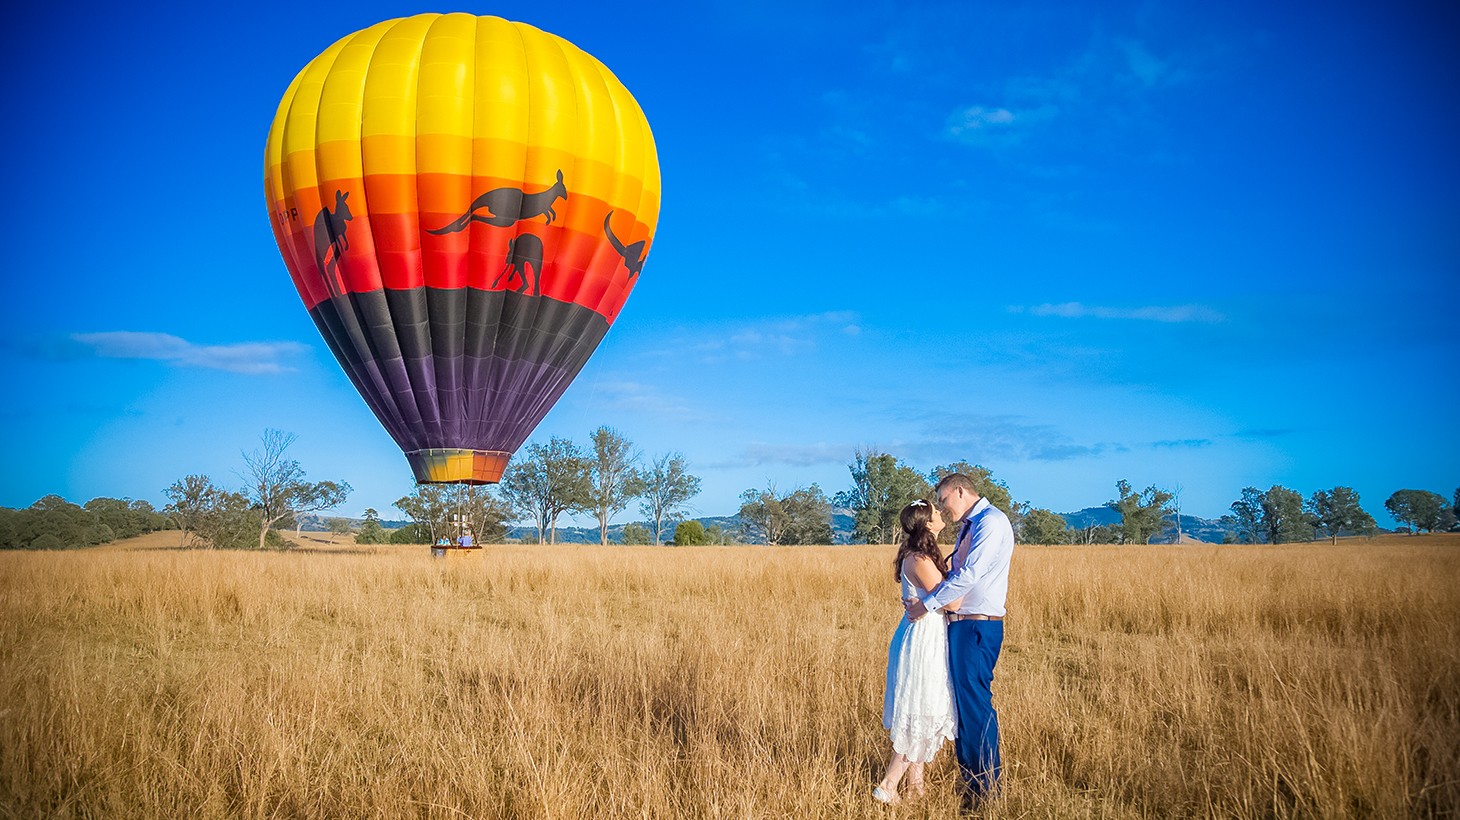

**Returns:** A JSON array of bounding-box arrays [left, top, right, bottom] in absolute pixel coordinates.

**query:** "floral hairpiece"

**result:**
[[909, 499, 929, 507]]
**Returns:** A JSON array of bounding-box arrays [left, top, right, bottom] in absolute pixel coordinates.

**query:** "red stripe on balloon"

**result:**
[[271, 205, 645, 323]]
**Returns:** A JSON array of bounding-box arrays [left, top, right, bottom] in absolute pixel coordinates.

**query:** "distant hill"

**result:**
[[1058, 507, 1237, 544]]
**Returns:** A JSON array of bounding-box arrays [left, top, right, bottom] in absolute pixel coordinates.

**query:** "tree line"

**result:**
[[6, 430, 1455, 549], [0, 495, 172, 549], [827, 448, 1458, 546]]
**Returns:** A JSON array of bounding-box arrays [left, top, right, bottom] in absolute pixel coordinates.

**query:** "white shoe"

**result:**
[[872, 786, 898, 804]]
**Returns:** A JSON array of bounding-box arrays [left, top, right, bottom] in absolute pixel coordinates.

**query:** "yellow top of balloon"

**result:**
[[264, 13, 660, 307]]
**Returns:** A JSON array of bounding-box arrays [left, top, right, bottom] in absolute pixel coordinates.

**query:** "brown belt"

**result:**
[[946, 612, 1004, 623]]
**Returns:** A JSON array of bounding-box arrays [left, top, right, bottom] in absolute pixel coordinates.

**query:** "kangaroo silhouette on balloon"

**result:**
[[603, 211, 647, 279], [492, 234, 544, 295], [428, 170, 567, 234], [313, 190, 353, 295]]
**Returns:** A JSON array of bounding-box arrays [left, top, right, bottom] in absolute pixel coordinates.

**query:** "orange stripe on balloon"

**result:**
[[273, 198, 647, 322]]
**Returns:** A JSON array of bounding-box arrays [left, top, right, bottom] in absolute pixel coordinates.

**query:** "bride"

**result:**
[[874, 499, 959, 803]]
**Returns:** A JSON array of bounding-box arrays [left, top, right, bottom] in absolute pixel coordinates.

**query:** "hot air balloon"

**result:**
[[263, 14, 659, 484]]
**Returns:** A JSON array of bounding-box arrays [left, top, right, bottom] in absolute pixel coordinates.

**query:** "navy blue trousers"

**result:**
[[948, 619, 1003, 797]]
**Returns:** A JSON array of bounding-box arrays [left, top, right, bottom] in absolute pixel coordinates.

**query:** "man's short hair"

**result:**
[[935, 472, 978, 495]]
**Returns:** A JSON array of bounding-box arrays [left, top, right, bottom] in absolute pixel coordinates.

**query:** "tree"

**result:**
[[355, 508, 388, 545], [164, 475, 220, 547], [83, 497, 166, 540], [834, 449, 931, 545], [1170, 482, 1185, 543], [1385, 490, 1452, 533], [1261, 485, 1312, 544], [24, 495, 94, 548], [388, 523, 432, 544], [194, 488, 266, 550], [737, 484, 832, 546], [638, 452, 701, 545], [498, 437, 591, 544], [783, 485, 834, 545], [241, 429, 305, 549], [290, 480, 352, 539], [585, 426, 646, 545], [672, 520, 710, 546], [930, 461, 1014, 515], [457, 485, 514, 544], [1307, 487, 1378, 543], [738, 485, 789, 546], [327, 518, 354, 543], [620, 522, 653, 545], [1229, 487, 1265, 544], [239, 429, 350, 550], [394, 485, 511, 544], [395, 485, 450, 544], [1020, 508, 1070, 545], [1106, 480, 1173, 545]]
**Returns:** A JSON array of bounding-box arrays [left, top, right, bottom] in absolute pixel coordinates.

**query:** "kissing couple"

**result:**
[[873, 472, 1015, 808]]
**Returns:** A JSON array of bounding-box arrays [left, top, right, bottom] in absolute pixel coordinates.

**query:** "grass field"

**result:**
[[2, 533, 1458, 818]]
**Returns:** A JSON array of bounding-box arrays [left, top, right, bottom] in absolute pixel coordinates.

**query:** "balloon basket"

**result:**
[[430, 546, 483, 559]]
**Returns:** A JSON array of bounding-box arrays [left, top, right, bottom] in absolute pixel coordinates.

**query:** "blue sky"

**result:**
[[2, 0, 1456, 526]]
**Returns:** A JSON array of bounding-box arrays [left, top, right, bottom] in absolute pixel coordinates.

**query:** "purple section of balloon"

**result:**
[[307, 288, 609, 457]]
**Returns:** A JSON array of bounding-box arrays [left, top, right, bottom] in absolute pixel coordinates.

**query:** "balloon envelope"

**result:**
[[264, 14, 659, 483]]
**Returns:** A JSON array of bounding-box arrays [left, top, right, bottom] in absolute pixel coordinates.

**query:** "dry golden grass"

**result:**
[[3, 534, 1458, 818]]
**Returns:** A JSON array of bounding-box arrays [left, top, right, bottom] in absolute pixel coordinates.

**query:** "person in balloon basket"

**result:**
[[873, 499, 960, 804], [901, 473, 1014, 808]]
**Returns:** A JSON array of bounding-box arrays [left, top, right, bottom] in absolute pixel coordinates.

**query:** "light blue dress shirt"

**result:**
[[922, 496, 1014, 617]]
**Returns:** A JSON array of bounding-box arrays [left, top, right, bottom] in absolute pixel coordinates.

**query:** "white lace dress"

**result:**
[[882, 572, 957, 763]]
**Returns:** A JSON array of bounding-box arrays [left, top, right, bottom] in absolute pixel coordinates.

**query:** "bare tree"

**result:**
[[639, 452, 701, 545], [242, 430, 304, 549], [240, 429, 350, 549], [1171, 482, 1184, 543], [586, 427, 646, 545]]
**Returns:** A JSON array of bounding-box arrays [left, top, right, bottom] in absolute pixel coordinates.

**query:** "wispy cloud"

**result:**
[[689, 312, 862, 363], [733, 441, 852, 469], [945, 103, 1057, 147], [68, 332, 308, 374], [1153, 438, 1213, 449], [1117, 39, 1184, 89], [584, 380, 709, 423], [1010, 302, 1225, 323], [892, 412, 1111, 464]]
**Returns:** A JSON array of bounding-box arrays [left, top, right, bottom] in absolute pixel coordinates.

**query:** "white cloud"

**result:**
[[69, 332, 309, 374], [945, 103, 1057, 147], [1012, 302, 1225, 323]]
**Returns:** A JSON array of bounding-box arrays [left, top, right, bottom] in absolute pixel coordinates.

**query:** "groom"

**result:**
[[904, 472, 1015, 803]]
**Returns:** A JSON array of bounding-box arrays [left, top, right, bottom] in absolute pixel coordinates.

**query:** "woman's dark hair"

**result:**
[[893, 500, 947, 583]]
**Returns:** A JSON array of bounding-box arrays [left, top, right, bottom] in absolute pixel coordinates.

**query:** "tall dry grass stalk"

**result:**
[[2, 537, 1457, 818]]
